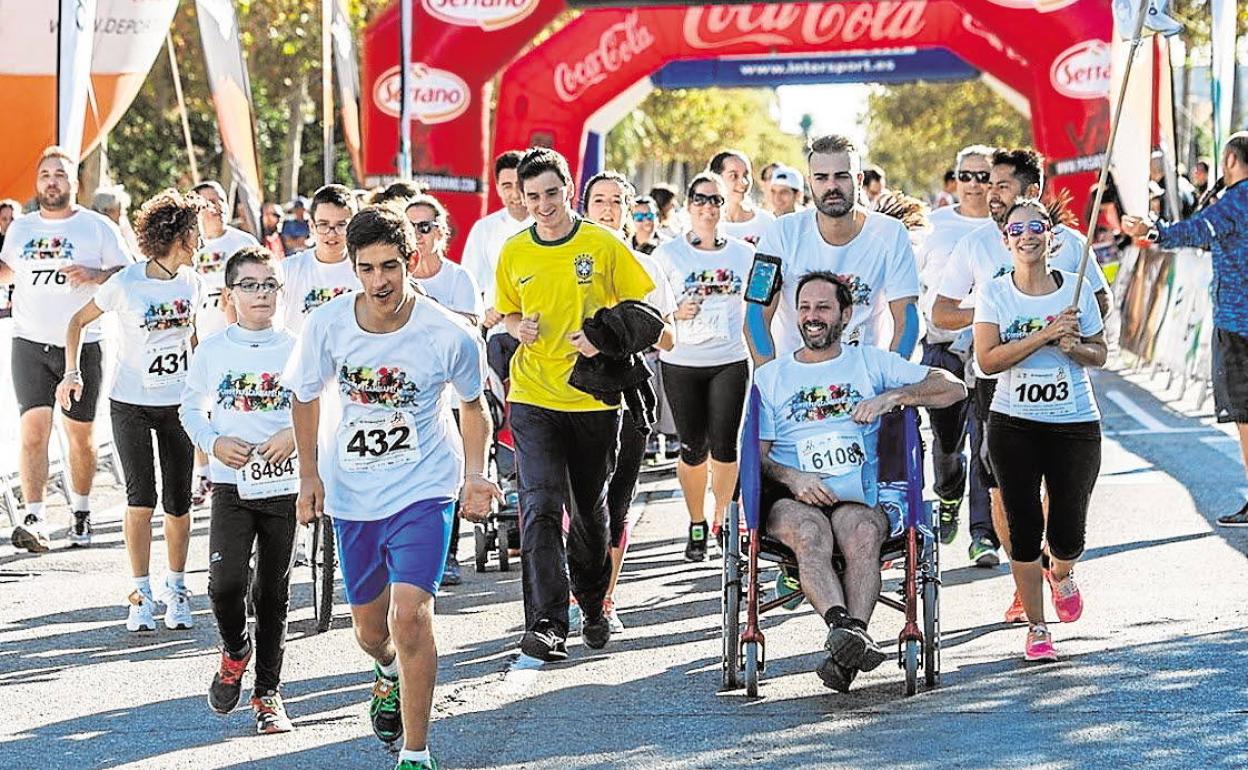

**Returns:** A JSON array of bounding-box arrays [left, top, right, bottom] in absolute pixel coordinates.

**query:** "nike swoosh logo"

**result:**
[[519, 275, 535, 285]]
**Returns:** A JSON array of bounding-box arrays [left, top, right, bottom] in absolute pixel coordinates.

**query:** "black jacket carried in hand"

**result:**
[[569, 300, 665, 434]]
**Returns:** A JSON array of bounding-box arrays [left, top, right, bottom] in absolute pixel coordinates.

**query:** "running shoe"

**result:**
[[968, 535, 1000, 568], [369, 664, 403, 744], [567, 598, 582, 636], [208, 644, 252, 714], [163, 585, 195, 630], [1046, 570, 1083, 623], [582, 613, 611, 650], [603, 596, 625, 634], [67, 511, 92, 547], [824, 623, 887, 672], [1004, 589, 1027, 624], [10, 514, 50, 553], [441, 555, 462, 587], [520, 619, 568, 662], [395, 759, 439, 770], [251, 691, 294, 734], [192, 477, 212, 508], [1217, 501, 1248, 527], [126, 590, 157, 632], [815, 654, 859, 693], [1024, 624, 1058, 662], [684, 521, 708, 562], [937, 498, 960, 546], [773, 565, 803, 611]]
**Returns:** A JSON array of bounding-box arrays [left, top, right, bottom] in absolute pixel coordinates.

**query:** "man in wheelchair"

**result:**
[[754, 271, 966, 692]]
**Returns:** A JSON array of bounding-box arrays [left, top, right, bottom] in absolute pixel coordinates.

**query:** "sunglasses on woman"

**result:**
[[690, 192, 725, 207], [957, 170, 991, 184], [411, 220, 438, 234], [632, 212, 656, 222], [1005, 220, 1050, 237]]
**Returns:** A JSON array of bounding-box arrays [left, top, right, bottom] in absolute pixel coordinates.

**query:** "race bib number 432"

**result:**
[[796, 432, 867, 477], [238, 455, 300, 500], [337, 411, 419, 473]]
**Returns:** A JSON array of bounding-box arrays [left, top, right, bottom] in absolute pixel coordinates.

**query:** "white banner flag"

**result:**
[[1211, 0, 1237, 177], [57, 0, 96, 159]]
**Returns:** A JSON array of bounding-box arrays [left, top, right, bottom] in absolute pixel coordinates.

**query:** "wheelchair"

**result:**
[[721, 389, 941, 697]]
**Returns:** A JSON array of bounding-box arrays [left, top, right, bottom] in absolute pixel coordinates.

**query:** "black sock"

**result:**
[[1040, 551, 1052, 570], [847, 617, 868, 633], [823, 605, 850, 627]]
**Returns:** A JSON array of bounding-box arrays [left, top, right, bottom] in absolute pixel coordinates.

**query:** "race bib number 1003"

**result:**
[[337, 411, 419, 473], [1009, 367, 1076, 418]]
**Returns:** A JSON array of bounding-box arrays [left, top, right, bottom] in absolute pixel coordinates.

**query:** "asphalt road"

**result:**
[[2, 366, 1246, 770]]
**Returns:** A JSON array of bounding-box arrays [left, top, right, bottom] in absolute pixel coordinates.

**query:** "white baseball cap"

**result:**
[[770, 166, 803, 192]]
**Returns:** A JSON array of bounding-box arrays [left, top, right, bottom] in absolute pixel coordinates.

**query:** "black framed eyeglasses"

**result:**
[[229, 279, 282, 294], [690, 193, 725, 207], [957, 170, 991, 184], [314, 222, 349, 235]]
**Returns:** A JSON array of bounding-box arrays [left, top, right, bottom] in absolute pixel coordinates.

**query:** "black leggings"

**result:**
[[207, 485, 298, 694], [110, 400, 194, 516], [660, 359, 750, 465], [987, 413, 1100, 563], [607, 408, 647, 549]]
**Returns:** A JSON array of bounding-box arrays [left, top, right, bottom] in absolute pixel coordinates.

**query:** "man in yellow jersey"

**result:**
[[496, 148, 654, 661]]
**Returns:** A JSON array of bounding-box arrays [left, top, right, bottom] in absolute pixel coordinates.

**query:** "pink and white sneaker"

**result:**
[[1046, 570, 1083, 623], [1004, 589, 1027, 624], [1024, 624, 1058, 662]]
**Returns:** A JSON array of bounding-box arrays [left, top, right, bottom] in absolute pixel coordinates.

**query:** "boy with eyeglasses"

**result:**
[[276, 184, 361, 335], [180, 246, 300, 734]]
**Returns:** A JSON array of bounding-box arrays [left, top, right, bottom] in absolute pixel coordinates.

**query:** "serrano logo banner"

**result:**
[[1049, 39, 1111, 100], [373, 64, 471, 123], [421, 0, 539, 30]]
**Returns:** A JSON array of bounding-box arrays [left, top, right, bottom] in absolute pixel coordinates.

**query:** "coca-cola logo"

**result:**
[[1049, 40, 1111, 100], [985, 0, 1078, 11], [553, 12, 656, 103], [682, 1, 927, 50], [421, 0, 539, 31], [373, 65, 471, 124]]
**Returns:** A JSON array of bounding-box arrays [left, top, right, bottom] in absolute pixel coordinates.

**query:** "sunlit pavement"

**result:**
[[2, 366, 1246, 770]]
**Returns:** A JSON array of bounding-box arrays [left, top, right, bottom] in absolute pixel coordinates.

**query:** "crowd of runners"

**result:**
[[4, 129, 1248, 770]]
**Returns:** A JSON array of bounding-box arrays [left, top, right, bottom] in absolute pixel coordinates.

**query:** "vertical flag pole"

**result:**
[[398, 0, 414, 180], [167, 32, 201, 185], [322, 0, 335, 185]]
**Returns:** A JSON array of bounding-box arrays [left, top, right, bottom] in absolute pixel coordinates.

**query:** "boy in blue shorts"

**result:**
[[286, 205, 501, 770]]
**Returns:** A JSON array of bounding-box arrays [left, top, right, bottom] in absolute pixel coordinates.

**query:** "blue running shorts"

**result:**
[[332, 497, 456, 604]]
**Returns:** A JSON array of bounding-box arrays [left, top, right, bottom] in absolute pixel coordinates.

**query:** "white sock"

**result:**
[[377, 657, 399, 679], [399, 748, 430, 763], [166, 571, 186, 591], [26, 502, 45, 521], [70, 493, 90, 513], [134, 575, 152, 596]]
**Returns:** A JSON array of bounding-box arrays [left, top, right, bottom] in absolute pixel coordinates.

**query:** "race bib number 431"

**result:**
[[142, 339, 190, 389], [797, 432, 867, 477], [337, 411, 419, 473], [238, 455, 300, 500]]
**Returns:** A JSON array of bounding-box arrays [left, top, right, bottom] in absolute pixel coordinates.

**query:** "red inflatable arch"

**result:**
[[362, 1, 1112, 259]]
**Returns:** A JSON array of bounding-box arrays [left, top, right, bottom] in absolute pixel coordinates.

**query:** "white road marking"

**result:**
[[1106, 389, 1172, 433]]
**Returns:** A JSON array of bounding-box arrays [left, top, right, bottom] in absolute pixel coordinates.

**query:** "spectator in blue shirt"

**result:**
[[280, 197, 311, 255], [1124, 132, 1248, 526]]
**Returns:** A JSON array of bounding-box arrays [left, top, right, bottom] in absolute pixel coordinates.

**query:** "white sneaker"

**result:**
[[162, 585, 194, 630], [567, 599, 583, 636], [11, 514, 51, 553], [126, 590, 157, 632], [603, 596, 625, 634]]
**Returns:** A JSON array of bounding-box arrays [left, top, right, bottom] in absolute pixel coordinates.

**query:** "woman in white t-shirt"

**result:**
[[973, 199, 1107, 664], [406, 195, 483, 325], [709, 149, 776, 246], [654, 172, 754, 561], [57, 189, 206, 634]]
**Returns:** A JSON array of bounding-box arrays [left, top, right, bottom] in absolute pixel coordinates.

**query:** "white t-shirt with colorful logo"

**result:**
[[756, 345, 928, 506], [276, 248, 360, 334], [917, 205, 991, 343], [416, 258, 484, 320], [0, 208, 132, 346], [194, 226, 260, 338], [654, 235, 753, 367], [720, 208, 775, 247], [180, 325, 298, 487], [283, 292, 486, 522], [758, 209, 920, 357], [974, 269, 1104, 424], [93, 262, 203, 406]]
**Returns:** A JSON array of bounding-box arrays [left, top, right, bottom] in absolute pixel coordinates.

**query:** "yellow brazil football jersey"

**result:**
[[495, 218, 655, 411]]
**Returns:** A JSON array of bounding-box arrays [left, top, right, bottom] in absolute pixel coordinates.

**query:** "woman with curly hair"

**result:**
[[57, 188, 207, 633]]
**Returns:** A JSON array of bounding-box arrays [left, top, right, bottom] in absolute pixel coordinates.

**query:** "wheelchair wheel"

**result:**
[[497, 521, 512, 572], [474, 525, 489, 572], [721, 501, 743, 691], [744, 641, 760, 697], [903, 638, 919, 696], [311, 517, 336, 634], [922, 533, 941, 688]]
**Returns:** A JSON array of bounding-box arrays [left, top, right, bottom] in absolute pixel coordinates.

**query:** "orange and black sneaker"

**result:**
[[208, 643, 252, 714], [369, 663, 403, 744], [251, 690, 294, 734]]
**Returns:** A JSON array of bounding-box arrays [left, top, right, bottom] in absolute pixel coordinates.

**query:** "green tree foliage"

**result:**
[[107, 0, 390, 205], [864, 79, 1029, 196], [605, 88, 806, 179]]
